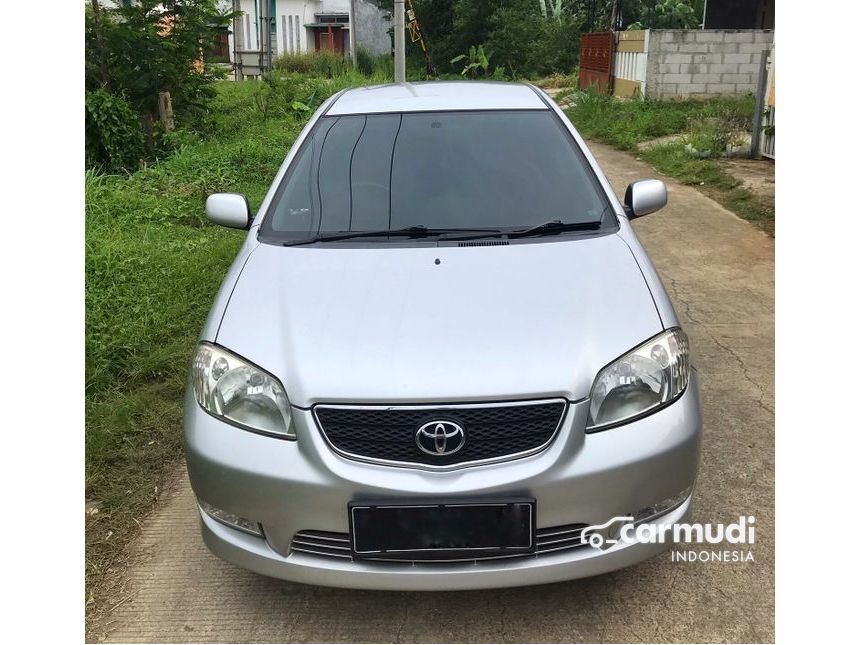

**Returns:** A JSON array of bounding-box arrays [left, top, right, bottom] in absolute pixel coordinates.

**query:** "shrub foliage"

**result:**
[[85, 89, 145, 173]]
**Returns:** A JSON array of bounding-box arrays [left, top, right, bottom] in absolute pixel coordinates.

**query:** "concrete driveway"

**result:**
[[94, 141, 774, 643]]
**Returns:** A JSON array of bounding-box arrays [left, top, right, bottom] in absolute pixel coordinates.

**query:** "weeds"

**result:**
[[533, 72, 577, 89], [568, 88, 755, 152], [273, 50, 393, 80], [355, 46, 375, 77], [274, 50, 353, 76]]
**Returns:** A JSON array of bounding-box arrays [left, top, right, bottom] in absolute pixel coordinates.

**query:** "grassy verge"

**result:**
[[639, 144, 774, 235], [566, 90, 773, 235], [567, 89, 755, 150], [85, 68, 387, 623]]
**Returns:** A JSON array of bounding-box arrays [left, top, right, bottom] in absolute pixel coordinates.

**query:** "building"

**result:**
[[226, 0, 391, 66]]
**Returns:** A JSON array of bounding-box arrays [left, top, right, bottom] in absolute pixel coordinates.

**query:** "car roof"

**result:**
[[327, 81, 549, 116]]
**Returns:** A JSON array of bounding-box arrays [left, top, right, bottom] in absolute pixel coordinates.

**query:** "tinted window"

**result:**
[[263, 110, 609, 240], [350, 115, 401, 230], [317, 115, 365, 231]]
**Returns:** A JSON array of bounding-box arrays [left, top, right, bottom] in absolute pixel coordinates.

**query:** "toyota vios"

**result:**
[[185, 82, 701, 590]]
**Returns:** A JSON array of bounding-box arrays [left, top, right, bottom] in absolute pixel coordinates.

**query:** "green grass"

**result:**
[[641, 143, 774, 235], [85, 67, 388, 615], [566, 89, 773, 234], [567, 89, 755, 151]]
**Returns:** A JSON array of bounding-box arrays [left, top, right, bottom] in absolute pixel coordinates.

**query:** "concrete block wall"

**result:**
[[352, 0, 392, 57], [645, 29, 773, 99]]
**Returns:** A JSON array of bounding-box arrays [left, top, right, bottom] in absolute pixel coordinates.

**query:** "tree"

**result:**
[[403, 0, 584, 78], [85, 0, 236, 133], [626, 0, 700, 29]]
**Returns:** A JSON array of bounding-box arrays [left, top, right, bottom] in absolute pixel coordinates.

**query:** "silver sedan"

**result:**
[[184, 81, 701, 590]]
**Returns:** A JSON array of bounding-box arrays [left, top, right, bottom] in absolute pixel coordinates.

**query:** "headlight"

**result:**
[[586, 328, 690, 432], [191, 343, 295, 439]]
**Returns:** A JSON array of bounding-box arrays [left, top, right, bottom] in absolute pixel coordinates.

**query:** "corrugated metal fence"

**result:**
[[578, 31, 613, 93], [613, 31, 649, 97], [577, 30, 647, 97]]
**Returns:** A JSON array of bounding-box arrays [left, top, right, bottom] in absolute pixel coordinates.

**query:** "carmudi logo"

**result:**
[[579, 515, 757, 563]]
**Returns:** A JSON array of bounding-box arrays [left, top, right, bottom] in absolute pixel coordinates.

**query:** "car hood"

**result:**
[[216, 234, 663, 406]]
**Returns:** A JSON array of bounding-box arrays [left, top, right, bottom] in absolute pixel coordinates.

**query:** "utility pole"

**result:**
[[349, 0, 357, 67], [232, 0, 244, 80], [259, 0, 272, 73], [394, 0, 405, 83]]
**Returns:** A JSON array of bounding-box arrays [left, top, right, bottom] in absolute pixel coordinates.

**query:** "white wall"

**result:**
[[229, 0, 386, 59], [352, 0, 390, 56], [232, 1, 351, 54]]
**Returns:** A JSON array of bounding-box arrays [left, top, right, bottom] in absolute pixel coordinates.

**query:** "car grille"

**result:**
[[290, 523, 590, 564], [313, 400, 566, 468]]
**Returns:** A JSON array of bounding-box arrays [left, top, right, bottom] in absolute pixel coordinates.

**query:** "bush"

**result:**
[[274, 51, 353, 76], [85, 89, 145, 174], [355, 46, 375, 77], [491, 65, 509, 81], [251, 72, 305, 122]]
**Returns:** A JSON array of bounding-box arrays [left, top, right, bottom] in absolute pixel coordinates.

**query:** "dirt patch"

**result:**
[[719, 157, 775, 211], [86, 461, 189, 643]]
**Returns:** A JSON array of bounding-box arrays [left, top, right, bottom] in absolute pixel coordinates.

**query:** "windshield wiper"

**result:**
[[508, 205, 611, 239], [507, 219, 602, 239], [282, 215, 606, 246], [438, 219, 602, 242], [439, 207, 611, 242], [282, 225, 500, 247]]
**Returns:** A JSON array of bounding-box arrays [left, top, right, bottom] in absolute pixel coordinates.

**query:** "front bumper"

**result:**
[[184, 373, 701, 590]]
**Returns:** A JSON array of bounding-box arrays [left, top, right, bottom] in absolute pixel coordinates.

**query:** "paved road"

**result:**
[[94, 141, 774, 643]]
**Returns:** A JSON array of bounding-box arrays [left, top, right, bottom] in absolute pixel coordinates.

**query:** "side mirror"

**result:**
[[624, 179, 667, 219], [206, 193, 252, 229]]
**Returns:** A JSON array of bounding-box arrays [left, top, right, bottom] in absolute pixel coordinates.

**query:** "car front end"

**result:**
[[186, 375, 699, 590]]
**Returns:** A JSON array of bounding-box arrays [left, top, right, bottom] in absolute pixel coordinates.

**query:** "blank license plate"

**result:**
[[349, 499, 535, 559]]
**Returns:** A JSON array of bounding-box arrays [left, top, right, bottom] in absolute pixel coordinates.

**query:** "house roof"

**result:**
[[327, 82, 548, 115]]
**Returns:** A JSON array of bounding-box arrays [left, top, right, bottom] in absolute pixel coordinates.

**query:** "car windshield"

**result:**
[[259, 110, 612, 243]]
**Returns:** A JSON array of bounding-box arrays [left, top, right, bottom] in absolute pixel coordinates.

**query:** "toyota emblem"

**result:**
[[415, 420, 466, 456]]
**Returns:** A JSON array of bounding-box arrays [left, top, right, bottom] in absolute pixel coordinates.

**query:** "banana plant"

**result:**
[[450, 45, 491, 79]]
